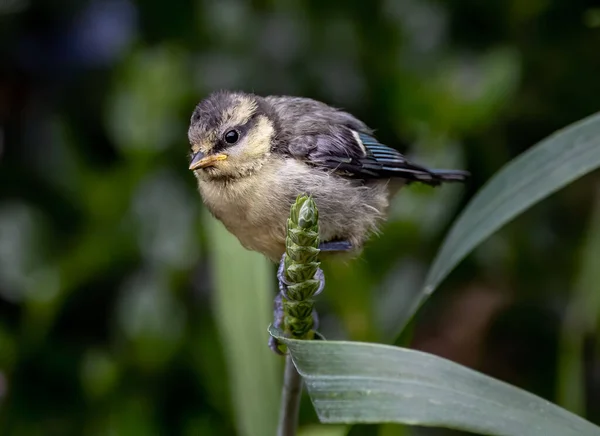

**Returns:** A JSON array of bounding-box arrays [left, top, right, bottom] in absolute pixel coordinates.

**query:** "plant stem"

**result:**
[[275, 195, 322, 436], [277, 355, 303, 436]]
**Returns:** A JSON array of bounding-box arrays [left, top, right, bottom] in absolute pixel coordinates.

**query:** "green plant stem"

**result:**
[[275, 195, 321, 436], [277, 355, 303, 436]]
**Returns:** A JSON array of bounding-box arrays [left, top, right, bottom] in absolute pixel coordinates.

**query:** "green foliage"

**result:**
[[272, 328, 600, 436], [558, 189, 600, 414], [207, 211, 281, 436], [420, 111, 600, 323]]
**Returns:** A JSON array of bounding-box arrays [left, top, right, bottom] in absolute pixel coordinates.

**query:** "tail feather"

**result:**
[[412, 168, 470, 186], [429, 169, 470, 181]]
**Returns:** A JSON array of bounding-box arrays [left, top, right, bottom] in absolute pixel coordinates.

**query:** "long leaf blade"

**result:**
[[422, 112, 600, 301], [208, 213, 281, 436], [270, 327, 600, 436]]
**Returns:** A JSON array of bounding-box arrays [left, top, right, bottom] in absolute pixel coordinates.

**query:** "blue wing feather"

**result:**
[[302, 128, 468, 185], [351, 132, 468, 184]]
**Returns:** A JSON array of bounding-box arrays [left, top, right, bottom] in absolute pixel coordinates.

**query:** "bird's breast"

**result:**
[[196, 159, 392, 262], [197, 163, 291, 261]]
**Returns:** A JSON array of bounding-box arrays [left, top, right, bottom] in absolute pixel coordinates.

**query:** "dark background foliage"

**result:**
[[1, 0, 599, 435]]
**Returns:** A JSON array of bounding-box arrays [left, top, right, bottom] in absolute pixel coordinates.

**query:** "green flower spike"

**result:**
[[282, 195, 321, 340]]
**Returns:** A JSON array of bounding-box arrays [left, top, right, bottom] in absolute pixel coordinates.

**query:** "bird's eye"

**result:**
[[224, 130, 239, 144]]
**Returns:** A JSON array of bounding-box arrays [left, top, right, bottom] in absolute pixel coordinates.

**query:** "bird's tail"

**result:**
[[411, 168, 470, 186]]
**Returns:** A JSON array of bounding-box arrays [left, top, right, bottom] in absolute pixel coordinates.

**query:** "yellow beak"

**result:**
[[189, 152, 228, 170]]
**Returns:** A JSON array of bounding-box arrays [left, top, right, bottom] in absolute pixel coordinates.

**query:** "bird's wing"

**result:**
[[291, 126, 467, 185]]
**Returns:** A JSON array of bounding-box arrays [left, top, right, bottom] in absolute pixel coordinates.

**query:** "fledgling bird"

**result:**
[[188, 90, 469, 262]]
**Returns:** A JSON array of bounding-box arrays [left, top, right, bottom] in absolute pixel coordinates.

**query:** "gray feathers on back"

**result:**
[[266, 95, 369, 135], [266, 95, 369, 157], [262, 95, 468, 185]]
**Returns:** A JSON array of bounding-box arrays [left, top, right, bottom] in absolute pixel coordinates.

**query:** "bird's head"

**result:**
[[188, 91, 278, 180]]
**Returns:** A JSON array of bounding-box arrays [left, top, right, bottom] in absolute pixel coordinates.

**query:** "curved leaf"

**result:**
[[270, 327, 600, 436], [208, 213, 281, 436], [420, 111, 600, 309]]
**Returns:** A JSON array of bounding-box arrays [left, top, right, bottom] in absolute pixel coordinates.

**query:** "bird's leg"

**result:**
[[269, 255, 290, 354], [269, 253, 324, 354], [268, 291, 285, 355]]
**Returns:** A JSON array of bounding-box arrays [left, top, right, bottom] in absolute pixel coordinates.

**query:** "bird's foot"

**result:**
[[268, 292, 286, 355]]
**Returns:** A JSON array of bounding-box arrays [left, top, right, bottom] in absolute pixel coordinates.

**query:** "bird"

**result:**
[[188, 90, 469, 263]]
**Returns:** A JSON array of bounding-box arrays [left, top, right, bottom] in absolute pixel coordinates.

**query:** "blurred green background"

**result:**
[[1, 0, 600, 435]]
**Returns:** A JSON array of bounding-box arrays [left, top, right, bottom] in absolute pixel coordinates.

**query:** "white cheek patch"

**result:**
[[244, 116, 274, 158]]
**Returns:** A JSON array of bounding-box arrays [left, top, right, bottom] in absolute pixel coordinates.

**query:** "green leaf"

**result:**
[[419, 111, 600, 312], [557, 188, 600, 413], [270, 327, 600, 436], [207, 212, 281, 436]]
